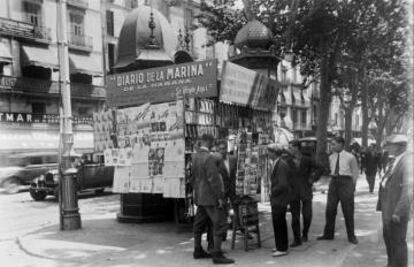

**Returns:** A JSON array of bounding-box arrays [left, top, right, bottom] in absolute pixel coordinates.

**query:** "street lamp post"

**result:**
[[57, 0, 81, 230]]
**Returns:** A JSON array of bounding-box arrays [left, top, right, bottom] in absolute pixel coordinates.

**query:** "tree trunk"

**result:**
[[375, 98, 386, 147], [315, 50, 331, 167], [344, 105, 354, 151], [361, 77, 369, 148]]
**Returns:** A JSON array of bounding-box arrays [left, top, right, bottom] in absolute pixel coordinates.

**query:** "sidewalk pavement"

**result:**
[[17, 175, 413, 267]]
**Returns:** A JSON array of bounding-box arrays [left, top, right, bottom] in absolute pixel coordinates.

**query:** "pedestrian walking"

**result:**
[[377, 135, 413, 267], [317, 136, 359, 244], [192, 134, 235, 264], [362, 144, 380, 193], [268, 143, 292, 257], [288, 140, 324, 247]]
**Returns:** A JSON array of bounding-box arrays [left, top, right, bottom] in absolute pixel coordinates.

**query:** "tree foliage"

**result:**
[[196, 0, 409, 159]]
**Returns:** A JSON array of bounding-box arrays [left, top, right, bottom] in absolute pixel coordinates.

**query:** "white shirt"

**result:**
[[223, 157, 230, 174], [329, 150, 359, 181]]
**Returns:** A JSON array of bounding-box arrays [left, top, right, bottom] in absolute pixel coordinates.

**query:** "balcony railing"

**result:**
[[0, 75, 106, 99], [68, 32, 93, 52], [67, 0, 88, 9], [0, 17, 51, 43]]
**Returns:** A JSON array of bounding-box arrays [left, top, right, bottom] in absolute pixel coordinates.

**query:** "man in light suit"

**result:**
[[192, 134, 235, 264], [377, 135, 413, 267]]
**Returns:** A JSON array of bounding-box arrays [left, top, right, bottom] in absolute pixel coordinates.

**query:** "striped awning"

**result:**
[[69, 53, 102, 76], [21, 45, 59, 70]]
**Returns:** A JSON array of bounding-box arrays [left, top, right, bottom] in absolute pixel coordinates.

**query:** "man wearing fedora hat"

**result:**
[[267, 143, 292, 257], [377, 134, 413, 267]]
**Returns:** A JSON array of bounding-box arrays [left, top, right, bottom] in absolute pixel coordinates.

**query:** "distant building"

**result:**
[[0, 0, 105, 155], [276, 61, 313, 138]]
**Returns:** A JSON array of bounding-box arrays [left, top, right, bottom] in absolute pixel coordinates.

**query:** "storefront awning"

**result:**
[[0, 42, 12, 64], [21, 45, 59, 70], [69, 54, 103, 76]]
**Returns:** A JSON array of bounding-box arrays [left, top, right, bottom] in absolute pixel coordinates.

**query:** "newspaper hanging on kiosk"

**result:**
[[101, 101, 185, 198]]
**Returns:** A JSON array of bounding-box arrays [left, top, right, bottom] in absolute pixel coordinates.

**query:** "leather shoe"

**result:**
[[193, 249, 211, 259], [272, 251, 289, 257], [348, 237, 358, 244], [290, 241, 302, 247], [212, 252, 235, 264], [317, 235, 333, 241], [302, 235, 308, 242]]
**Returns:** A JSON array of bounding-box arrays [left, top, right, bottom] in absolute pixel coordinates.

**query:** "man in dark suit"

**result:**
[[207, 140, 237, 247], [288, 140, 324, 247], [362, 144, 380, 193], [377, 135, 413, 267], [216, 140, 237, 209], [192, 134, 234, 264], [268, 143, 291, 257]]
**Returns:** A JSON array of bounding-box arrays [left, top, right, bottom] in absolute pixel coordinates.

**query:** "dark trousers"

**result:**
[[365, 171, 376, 193], [383, 219, 408, 267], [271, 204, 288, 252], [194, 205, 228, 253], [323, 177, 356, 239], [291, 198, 312, 241]]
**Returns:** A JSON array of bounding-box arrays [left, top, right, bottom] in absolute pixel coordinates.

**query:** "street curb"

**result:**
[[16, 236, 82, 263]]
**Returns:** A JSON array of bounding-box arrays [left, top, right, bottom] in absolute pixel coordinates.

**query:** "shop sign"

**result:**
[[106, 59, 218, 107], [0, 112, 93, 125], [220, 61, 279, 111]]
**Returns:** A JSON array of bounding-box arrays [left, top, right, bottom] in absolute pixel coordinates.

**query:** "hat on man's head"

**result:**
[[267, 143, 286, 153], [385, 134, 408, 145]]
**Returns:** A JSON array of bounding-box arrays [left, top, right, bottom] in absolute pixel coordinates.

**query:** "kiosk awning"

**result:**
[[0, 42, 12, 64], [69, 54, 102, 76], [21, 45, 59, 70]]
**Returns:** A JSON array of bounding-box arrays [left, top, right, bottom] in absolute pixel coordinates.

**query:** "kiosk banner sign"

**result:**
[[220, 61, 278, 111], [107, 59, 218, 107]]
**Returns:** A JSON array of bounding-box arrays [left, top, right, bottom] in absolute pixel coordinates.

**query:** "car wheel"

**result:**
[[95, 188, 104, 194], [3, 177, 21, 194], [29, 189, 47, 201]]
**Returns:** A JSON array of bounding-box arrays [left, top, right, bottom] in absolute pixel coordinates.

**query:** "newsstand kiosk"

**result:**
[[99, 59, 278, 224]]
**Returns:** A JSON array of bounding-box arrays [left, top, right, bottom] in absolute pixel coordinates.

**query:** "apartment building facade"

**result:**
[[0, 0, 105, 154]]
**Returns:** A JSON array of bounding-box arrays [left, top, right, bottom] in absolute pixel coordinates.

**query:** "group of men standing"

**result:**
[[191, 133, 413, 266]]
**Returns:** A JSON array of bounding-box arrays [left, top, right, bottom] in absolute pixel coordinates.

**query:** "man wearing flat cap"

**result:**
[[267, 143, 292, 257], [287, 140, 324, 246], [377, 134, 413, 267]]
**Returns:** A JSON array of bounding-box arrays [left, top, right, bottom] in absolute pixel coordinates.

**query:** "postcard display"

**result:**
[[93, 109, 116, 152], [234, 131, 268, 199], [104, 101, 186, 198]]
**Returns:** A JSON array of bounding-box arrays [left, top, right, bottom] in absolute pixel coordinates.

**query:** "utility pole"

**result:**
[[56, 0, 81, 230]]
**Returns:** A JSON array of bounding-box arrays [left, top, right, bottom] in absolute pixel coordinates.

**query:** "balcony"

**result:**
[[68, 32, 93, 52], [67, 0, 88, 9], [0, 75, 106, 100], [0, 17, 51, 44]]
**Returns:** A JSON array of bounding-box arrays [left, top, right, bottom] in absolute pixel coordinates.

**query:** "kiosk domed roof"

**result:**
[[234, 19, 274, 49], [115, 5, 176, 70]]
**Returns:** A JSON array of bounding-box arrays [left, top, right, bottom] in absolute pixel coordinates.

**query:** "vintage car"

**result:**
[[298, 136, 333, 157], [0, 152, 62, 194], [29, 153, 114, 201]]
